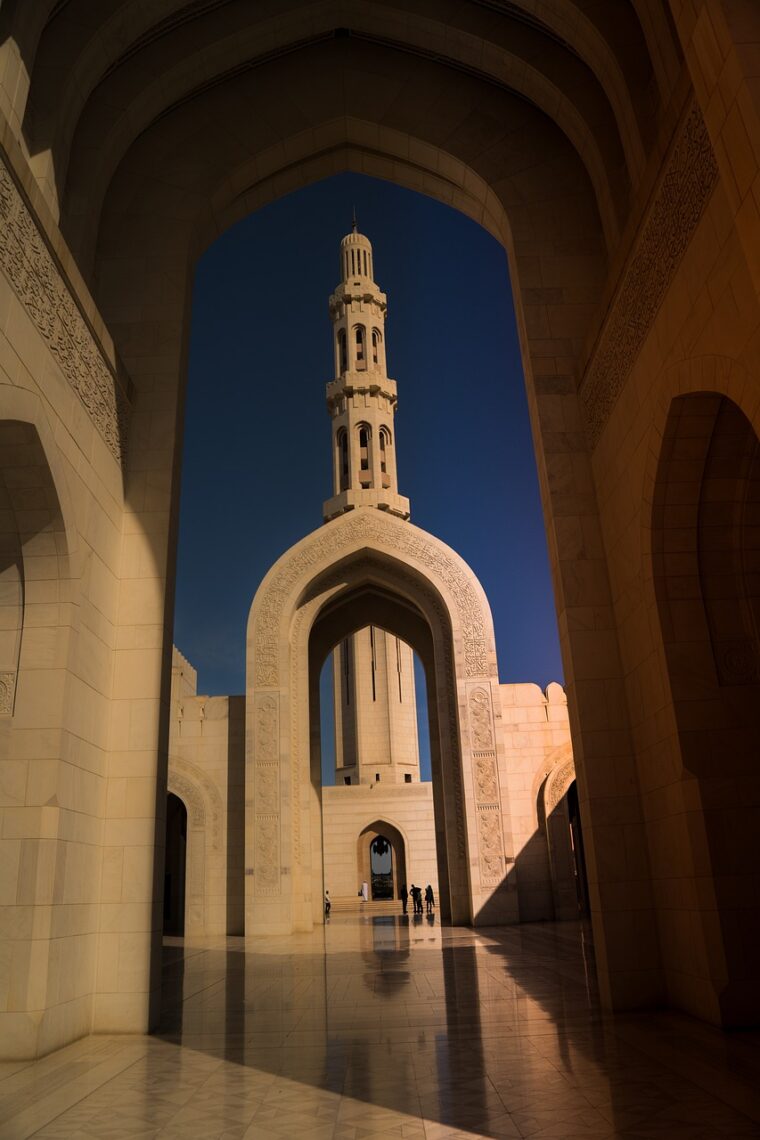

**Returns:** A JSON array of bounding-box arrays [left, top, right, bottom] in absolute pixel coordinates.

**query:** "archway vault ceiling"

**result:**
[[1, 1, 673, 262]]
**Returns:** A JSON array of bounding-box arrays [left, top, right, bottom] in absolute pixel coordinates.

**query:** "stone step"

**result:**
[[326, 897, 404, 914]]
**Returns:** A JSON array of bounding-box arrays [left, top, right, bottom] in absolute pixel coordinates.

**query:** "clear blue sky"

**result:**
[[174, 173, 563, 774]]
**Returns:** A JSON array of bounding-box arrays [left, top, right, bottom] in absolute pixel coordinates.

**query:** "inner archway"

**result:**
[[651, 391, 760, 1026], [358, 823, 407, 902]]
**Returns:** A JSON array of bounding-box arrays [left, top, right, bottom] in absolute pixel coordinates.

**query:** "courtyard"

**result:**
[[2, 917, 760, 1139]]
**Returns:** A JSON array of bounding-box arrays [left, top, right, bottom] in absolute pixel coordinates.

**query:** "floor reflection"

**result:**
[[4, 917, 760, 1138]]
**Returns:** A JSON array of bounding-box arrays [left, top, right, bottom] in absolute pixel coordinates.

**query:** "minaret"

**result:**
[[322, 218, 410, 523], [326, 220, 420, 787]]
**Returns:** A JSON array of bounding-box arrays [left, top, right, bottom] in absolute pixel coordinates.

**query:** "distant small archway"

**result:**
[[357, 820, 407, 901]]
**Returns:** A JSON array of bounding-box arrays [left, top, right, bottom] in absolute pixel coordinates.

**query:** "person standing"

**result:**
[[361, 880, 369, 903], [324, 890, 331, 918], [425, 884, 434, 914], [400, 883, 408, 916]]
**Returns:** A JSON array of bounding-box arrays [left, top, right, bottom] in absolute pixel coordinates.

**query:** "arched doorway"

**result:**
[[357, 821, 407, 902], [542, 757, 589, 921], [163, 793, 187, 936], [651, 391, 760, 1026], [247, 510, 518, 935]]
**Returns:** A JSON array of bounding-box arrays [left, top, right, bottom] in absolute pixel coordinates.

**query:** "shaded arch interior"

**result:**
[[652, 391, 760, 1027]]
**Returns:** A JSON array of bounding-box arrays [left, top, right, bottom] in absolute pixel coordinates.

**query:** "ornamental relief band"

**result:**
[[469, 686, 500, 807], [545, 759, 575, 815], [254, 693, 280, 895], [254, 512, 494, 687], [579, 101, 719, 445], [0, 155, 129, 462], [477, 807, 505, 886]]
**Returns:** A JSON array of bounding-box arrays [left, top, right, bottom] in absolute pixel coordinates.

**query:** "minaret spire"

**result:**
[[323, 223, 410, 522]]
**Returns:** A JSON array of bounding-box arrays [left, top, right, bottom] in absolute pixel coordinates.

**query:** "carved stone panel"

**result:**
[[477, 806, 505, 886], [254, 693, 280, 895], [468, 687, 494, 750], [0, 158, 129, 462], [0, 671, 16, 715], [255, 815, 281, 895], [580, 102, 719, 445]]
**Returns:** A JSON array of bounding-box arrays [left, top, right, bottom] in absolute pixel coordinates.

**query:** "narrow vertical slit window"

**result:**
[[370, 625, 376, 702]]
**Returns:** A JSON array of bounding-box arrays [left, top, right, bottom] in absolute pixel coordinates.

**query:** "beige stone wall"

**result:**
[[322, 783, 439, 905], [167, 649, 245, 937], [499, 682, 574, 922]]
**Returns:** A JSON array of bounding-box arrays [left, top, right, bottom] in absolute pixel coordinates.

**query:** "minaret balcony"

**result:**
[[326, 374, 397, 408], [322, 489, 411, 523]]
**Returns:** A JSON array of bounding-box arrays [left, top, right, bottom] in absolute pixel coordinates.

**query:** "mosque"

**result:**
[[164, 223, 581, 937], [5, 5, 760, 1131]]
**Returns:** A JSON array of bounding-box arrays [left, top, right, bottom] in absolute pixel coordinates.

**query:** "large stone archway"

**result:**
[[247, 507, 517, 934], [3, 0, 760, 1056]]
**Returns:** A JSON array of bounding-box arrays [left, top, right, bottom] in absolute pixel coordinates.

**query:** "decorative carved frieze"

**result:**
[[468, 687, 494, 750], [0, 671, 16, 715], [477, 806, 505, 886], [255, 815, 280, 894], [580, 102, 719, 445], [0, 156, 129, 462], [254, 693, 280, 895], [168, 757, 223, 849]]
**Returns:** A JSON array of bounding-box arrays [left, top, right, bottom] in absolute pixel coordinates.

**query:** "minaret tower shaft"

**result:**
[[323, 220, 410, 522], [326, 220, 419, 787]]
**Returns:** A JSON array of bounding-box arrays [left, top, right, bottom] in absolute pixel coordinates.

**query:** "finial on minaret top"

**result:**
[[323, 225, 410, 523]]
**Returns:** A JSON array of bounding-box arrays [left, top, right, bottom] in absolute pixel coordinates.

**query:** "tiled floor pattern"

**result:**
[[2, 916, 760, 1138]]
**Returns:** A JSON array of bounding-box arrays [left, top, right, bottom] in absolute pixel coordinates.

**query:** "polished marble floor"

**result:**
[[3, 915, 760, 1139]]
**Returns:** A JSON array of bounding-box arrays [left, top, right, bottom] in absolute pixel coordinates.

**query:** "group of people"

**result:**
[[323, 881, 436, 917], [401, 883, 434, 916]]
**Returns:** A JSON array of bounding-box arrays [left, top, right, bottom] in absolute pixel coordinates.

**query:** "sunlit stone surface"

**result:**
[[2, 917, 759, 1138]]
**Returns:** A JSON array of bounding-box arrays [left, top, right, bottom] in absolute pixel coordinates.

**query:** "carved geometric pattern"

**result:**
[[580, 102, 718, 445], [477, 806, 505, 886], [0, 671, 16, 715], [254, 511, 494, 688], [0, 157, 129, 462]]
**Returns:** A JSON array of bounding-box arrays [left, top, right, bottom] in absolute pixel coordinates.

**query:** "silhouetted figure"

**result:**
[[410, 884, 422, 915], [400, 883, 408, 915], [324, 890, 331, 918], [425, 884, 434, 914]]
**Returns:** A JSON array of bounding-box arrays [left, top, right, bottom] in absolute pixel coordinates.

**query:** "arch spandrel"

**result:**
[[246, 506, 517, 934], [248, 507, 499, 690]]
